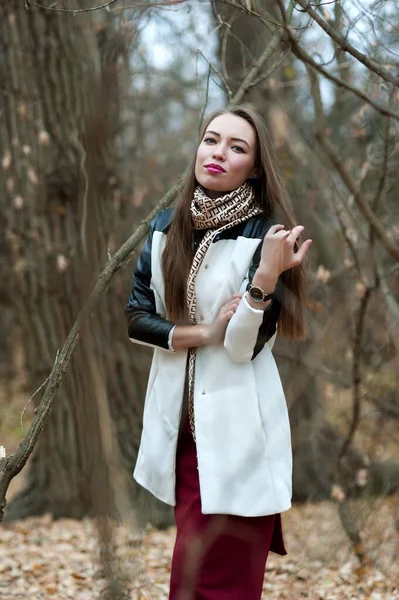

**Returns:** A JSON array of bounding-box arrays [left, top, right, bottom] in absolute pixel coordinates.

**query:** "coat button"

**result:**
[[202, 390, 205, 395], [204, 264, 209, 269], [200, 316, 204, 321]]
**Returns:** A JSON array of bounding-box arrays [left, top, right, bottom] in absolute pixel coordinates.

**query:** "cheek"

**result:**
[[196, 146, 208, 165], [229, 155, 253, 177]]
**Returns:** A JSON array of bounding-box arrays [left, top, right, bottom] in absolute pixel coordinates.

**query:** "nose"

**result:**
[[212, 144, 226, 161]]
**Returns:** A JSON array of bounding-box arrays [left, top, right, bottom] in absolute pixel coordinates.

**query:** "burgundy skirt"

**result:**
[[169, 414, 287, 600]]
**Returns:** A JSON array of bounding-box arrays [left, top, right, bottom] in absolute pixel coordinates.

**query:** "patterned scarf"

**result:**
[[187, 181, 262, 440]]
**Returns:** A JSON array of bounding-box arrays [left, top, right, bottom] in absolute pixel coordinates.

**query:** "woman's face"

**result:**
[[195, 113, 257, 198]]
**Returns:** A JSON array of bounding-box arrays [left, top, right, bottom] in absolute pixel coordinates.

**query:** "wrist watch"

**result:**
[[248, 283, 275, 303]]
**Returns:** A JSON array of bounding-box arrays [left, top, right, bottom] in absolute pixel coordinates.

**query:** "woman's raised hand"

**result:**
[[260, 224, 312, 278]]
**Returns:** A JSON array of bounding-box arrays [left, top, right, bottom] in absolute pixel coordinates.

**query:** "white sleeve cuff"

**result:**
[[242, 291, 264, 313], [243, 291, 274, 313], [224, 293, 264, 362]]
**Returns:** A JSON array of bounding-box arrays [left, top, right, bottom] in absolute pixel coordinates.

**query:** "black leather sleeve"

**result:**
[[125, 216, 176, 351], [246, 234, 284, 361]]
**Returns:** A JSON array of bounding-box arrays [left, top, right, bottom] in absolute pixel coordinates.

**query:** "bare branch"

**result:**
[[247, 49, 290, 89], [330, 192, 363, 278], [295, 0, 399, 88], [198, 61, 212, 133], [218, 0, 313, 33], [218, 0, 286, 29], [111, 0, 187, 12], [196, 49, 233, 100], [25, 0, 120, 13], [233, 0, 295, 104], [70, 131, 89, 259], [338, 287, 374, 471], [20, 350, 60, 437], [378, 264, 399, 326], [307, 68, 399, 262], [336, 283, 375, 566], [287, 31, 399, 122]]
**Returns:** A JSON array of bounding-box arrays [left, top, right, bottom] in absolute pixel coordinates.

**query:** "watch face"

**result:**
[[249, 286, 264, 302]]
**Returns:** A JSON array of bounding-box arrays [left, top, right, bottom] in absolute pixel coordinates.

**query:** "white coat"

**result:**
[[126, 210, 292, 517]]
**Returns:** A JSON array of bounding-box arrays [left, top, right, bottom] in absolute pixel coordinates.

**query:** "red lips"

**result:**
[[205, 163, 226, 173]]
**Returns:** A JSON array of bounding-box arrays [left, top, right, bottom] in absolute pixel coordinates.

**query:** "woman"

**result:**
[[125, 105, 312, 599]]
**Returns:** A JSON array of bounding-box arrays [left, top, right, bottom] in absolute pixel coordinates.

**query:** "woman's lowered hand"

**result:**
[[205, 294, 242, 345]]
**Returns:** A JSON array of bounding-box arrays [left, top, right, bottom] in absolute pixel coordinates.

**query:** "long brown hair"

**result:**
[[162, 105, 309, 340]]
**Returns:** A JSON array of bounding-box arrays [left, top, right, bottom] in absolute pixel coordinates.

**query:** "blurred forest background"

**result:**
[[0, 0, 398, 598]]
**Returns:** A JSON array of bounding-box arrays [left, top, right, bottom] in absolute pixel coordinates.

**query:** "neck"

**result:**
[[201, 185, 241, 200]]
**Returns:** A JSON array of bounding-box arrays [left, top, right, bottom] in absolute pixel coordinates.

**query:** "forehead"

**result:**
[[206, 113, 256, 145]]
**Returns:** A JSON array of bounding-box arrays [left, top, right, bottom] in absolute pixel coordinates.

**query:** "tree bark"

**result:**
[[0, 3, 170, 525]]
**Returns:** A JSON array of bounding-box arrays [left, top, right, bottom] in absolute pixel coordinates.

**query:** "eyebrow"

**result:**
[[205, 130, 250, 148]]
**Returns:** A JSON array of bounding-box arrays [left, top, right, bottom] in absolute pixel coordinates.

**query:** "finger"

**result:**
[[225, 300, 240, 311], [287, 226, 304, 244], [226, 299, 242, 310], [301, 238, 313, 255], [221, 300, 240, 315], [289, 225, 305, 238], [226, 298, 239, 306], [266, 224, 287, 237], [294, 239, 312, 263], [230, 293, 243, 300]]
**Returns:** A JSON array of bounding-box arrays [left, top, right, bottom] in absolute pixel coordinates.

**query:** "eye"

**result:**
[[232, 145, 244, 153], [203, 137, 216, 144]]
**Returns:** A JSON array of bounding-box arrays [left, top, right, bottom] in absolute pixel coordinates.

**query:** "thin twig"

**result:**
[[330, 193, 363, 278], [338, 287, 374, 470], [25, 0, 120, 13], [233, 0, 296, 105], [295, 0, 399, 88], [110, 0, 186, 12], [216, 0, 308, 31], [285, 26, 399, 122], [20, 350, 60, 438], [376, 263, 399, 328], [71, 130, 89, 260], [196, 49, 232, 100], [198, 61, 212, 134], [335, 283, 374, 568], [247, 49, 290, 89], [307, 67, 399, 262], [369, 106, 399, 344]]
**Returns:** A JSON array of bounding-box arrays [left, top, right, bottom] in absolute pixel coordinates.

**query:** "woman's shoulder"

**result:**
[[241, 213, 274, 239]]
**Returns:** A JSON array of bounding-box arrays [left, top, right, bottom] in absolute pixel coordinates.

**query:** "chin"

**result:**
[[197, 176, 235, 193]]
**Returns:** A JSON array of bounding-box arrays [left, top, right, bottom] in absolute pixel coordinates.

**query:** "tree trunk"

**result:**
[[0, 2, 172, 527]]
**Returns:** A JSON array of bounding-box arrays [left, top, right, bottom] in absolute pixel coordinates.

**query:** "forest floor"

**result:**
[[1, 376, 399, 599], [1, 497, 399, 600]]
